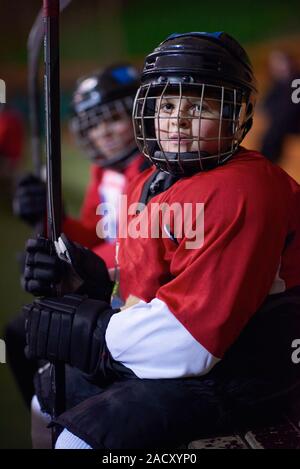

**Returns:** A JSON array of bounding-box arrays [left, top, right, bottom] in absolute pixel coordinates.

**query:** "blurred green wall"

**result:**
[[1, 0, 300, 66]]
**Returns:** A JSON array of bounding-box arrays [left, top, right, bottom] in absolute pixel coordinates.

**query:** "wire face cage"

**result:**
[[133, 81, 252, 175], [70, 96, 135, 166]]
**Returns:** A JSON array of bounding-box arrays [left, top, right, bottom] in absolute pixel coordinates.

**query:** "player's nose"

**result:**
[[171, 113, 190, 129], [96, 120, 112, 137]]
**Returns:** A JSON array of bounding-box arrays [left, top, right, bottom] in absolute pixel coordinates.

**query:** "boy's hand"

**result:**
[[23, 234, 113, 302], [13, 173, 47, 226]]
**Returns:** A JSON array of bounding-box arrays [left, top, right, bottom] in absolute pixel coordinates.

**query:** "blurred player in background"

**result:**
[[13, 63, 145, 267], [5, 63, 146, 412], [260, 50, 300, 163]]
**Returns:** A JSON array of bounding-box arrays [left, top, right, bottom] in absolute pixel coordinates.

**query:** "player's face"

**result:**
[[88, 110, 135, 160], [155, 91, 229, 154]]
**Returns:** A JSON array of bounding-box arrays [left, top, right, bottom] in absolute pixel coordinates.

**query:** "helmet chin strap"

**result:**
[[154, 150, 211, 161], [154, 150, 212, 173], [153, 149, 234, 174]]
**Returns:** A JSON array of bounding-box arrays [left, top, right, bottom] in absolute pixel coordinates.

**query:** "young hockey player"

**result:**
[[23, 32, 300, 449]]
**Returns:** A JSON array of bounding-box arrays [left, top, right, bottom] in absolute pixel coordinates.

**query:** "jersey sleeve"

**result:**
[[105, 171, 292, 378], [92, 242, 116, 269], [63, 165, 103, 248]]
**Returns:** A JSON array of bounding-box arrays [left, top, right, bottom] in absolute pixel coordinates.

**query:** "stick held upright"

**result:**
[[43, 0, 65, 436]]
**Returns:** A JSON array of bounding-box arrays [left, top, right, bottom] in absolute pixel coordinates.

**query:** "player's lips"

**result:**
[[169, 133, 192, 144], [101, 140, 122, 150], [169, 133, 191, 141]]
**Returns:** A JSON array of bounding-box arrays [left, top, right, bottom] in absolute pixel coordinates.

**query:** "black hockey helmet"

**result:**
[[70, 63, 140, 167], [133, 32, 257, 175]]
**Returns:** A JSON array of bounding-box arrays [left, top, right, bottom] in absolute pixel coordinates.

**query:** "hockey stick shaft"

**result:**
[[28, 0, 72, 178], [43, 0, 65, 439], [44, 0, 62, 241], [28, 10, 43, 177]]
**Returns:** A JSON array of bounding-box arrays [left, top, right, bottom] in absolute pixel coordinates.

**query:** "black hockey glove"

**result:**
[[13, 173, 47, 226], [23, 233, 113, 302], [23, 294, 133, 382]]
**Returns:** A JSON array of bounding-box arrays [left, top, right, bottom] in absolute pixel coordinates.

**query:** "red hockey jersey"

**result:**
[[105, 148, 300, 379], [62, 154, 145, 267]]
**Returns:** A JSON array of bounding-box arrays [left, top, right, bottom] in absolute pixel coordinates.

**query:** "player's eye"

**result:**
[[109, 112, 123, 122], [190, 103, 202, 113], [159, 102, 175, 113], [199, 102, 220, 118]]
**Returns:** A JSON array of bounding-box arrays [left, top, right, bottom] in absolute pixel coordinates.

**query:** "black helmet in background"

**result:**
[[70, 63, 140, 168], [133, 32, 257, 175]]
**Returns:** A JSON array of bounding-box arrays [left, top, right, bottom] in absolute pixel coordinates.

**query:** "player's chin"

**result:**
[[101, 143, 123, 156], [166, 142, 194, 153]]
